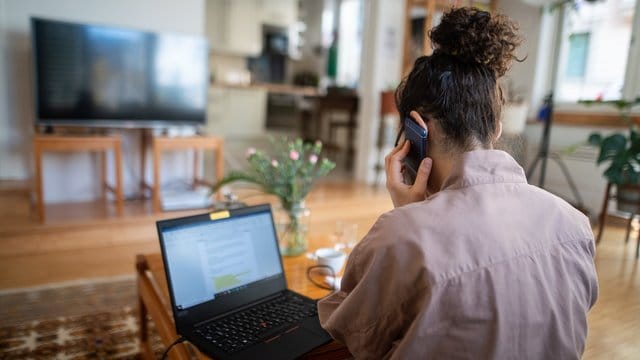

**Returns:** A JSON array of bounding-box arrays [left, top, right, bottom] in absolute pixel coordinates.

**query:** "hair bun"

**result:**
[[430, 7, 522, 77]]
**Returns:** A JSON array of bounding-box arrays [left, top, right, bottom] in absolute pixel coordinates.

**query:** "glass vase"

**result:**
[[276, 200, 310, 257]]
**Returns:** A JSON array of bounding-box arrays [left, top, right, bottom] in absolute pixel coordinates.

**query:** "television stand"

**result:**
[[32, 135, 124, 222], [142, 135, 224, 212]]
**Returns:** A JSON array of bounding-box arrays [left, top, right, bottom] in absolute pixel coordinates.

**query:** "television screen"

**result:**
[[32, 18, 208, 127]]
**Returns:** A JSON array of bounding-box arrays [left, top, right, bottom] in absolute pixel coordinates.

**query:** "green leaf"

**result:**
[[210, 137, 336, 203], [597, 134, 627, 164], [604, 164, 624, 184], [587, 133, 602, 146]]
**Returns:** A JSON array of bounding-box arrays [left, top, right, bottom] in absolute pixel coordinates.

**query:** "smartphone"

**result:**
[[402, 117, 428, 184]]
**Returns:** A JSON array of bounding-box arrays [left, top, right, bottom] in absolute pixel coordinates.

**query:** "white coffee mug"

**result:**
[[310, 248, 347, 275]]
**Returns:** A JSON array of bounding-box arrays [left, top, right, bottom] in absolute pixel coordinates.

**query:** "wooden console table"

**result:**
[[136, 252, 351, 359], [33, 135, 123, 222], [150, 136, 224, 213]]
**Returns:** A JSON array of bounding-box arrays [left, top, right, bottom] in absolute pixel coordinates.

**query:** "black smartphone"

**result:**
[[402, 117, 428, 184]]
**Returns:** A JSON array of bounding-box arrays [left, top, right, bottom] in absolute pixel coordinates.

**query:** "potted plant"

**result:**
[[212, 138, 336, 256], [500, 78, 529, 135], [584, 97, 640, 213]]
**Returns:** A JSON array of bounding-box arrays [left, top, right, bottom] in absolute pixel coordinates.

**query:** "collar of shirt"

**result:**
[[439, 150, 527, 191]]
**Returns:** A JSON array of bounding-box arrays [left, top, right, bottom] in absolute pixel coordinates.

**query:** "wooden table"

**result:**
[[136, 247, 352, 359]]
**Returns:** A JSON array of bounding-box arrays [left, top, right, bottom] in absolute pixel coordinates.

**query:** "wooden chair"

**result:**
[[374, 91, 400, 186], [315, 91, 359, 169]]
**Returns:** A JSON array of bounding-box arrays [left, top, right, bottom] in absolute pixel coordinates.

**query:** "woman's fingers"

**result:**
[[411, 157, 432, 198], [385, 141, 410, 185]]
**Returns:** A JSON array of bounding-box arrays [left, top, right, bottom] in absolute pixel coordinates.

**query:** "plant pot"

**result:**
[[501, 102, 529, 135], [616, 183, 640, 214]]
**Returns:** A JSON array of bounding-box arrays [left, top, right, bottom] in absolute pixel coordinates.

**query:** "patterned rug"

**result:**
[[0, 278, 164, 359]]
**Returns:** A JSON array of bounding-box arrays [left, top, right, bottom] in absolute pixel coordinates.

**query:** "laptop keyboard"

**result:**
[[195, 293, 319, 353]]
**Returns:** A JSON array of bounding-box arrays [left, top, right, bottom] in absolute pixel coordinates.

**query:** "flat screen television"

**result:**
[[31, 18, 208, 128]]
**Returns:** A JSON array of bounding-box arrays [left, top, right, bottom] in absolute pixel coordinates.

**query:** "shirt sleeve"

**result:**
[[317, 213, 429, 359]]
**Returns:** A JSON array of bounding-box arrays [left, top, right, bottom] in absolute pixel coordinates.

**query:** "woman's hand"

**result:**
[[385, 140, 432, 208]]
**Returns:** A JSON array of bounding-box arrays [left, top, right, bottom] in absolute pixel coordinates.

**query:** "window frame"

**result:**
[[553, 0, 640, 114]]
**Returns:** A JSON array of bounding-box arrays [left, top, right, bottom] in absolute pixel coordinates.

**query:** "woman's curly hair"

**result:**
[[396, 7, 523, 151], [430, 7, 522, 77]]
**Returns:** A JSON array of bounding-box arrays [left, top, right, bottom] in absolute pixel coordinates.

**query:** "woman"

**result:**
[[318, 7, 598, 359]]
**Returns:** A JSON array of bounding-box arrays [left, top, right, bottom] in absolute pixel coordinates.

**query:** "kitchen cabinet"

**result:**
[[206, 87, 268, 138], [205, 0, 299, 56], [260, 0, 298, 27], [205, 0, 262, 56]]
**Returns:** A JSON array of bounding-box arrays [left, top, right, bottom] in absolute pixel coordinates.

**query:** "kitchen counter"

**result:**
[[211, 82, 320, 97], [524, 112, 640, 128]]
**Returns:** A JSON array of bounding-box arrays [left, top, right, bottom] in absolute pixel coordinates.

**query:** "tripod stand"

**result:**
[[526, 92, 586, 210]]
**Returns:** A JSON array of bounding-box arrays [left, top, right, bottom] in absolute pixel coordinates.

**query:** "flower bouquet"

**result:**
[[212, 138, 336, 256]]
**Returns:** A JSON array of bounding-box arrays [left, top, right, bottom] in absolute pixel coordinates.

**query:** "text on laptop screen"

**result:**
[[162, 211, 283, 309]]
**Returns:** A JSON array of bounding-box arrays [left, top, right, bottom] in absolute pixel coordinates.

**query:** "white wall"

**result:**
[[0, 0, 205, 202], [524, 123, 608, 214], [497, 0, 545, 118], [354, 0, 405, 183], [0, 0, 8, 177]]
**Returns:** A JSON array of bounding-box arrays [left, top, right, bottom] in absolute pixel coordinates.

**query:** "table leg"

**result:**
[[114, 141, 124, 215], [153, 143, 161, 213], [347, 112, 356, 170], [136, 255, 155, 360], [596, 183, 612, 245], [138, 279, 149, 347], [215, 141, 224, 201], [625, 214, 635, 244], [100, 151, 107, 201], [140, 129, 150, 197], [193, 149, 200, 190], [33, 140, 44, 222]]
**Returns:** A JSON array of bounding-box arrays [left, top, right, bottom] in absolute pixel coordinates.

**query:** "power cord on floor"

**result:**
[[161, 336, 186, 360]]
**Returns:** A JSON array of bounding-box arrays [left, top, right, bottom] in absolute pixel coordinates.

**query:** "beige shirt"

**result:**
[[318, 150, 598, 359]]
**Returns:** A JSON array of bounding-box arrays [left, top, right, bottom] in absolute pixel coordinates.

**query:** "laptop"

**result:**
[[156, 204, 333, 360]]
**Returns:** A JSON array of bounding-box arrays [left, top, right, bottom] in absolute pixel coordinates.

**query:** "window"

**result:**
[[556, 0, 638, 102], [566, 32, 590, 79], [336, 0, 364, 87]]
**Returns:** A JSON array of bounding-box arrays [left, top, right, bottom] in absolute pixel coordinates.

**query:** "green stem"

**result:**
[[281, 201, 307, 256]]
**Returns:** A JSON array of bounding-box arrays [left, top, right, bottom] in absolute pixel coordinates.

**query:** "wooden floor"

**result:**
[[0, 181, 638, 359]]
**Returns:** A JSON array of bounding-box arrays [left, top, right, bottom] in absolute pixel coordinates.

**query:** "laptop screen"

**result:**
[[160, 208, 283, 310]]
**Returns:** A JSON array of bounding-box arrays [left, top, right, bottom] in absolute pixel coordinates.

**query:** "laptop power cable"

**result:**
[[161, 336, 186, 360]]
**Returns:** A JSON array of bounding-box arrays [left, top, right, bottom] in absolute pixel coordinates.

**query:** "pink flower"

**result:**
[[245, 147, 256, 158], [271, 159, 279, 167], [309, 154, 318, 164], [289, 150, 300, 161]]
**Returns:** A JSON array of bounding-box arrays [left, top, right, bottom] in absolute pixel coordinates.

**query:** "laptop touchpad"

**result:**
[[263, 327, 325, 357]]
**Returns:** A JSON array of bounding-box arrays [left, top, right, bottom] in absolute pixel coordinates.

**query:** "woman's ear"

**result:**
[[409, 111, 428, 129]]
